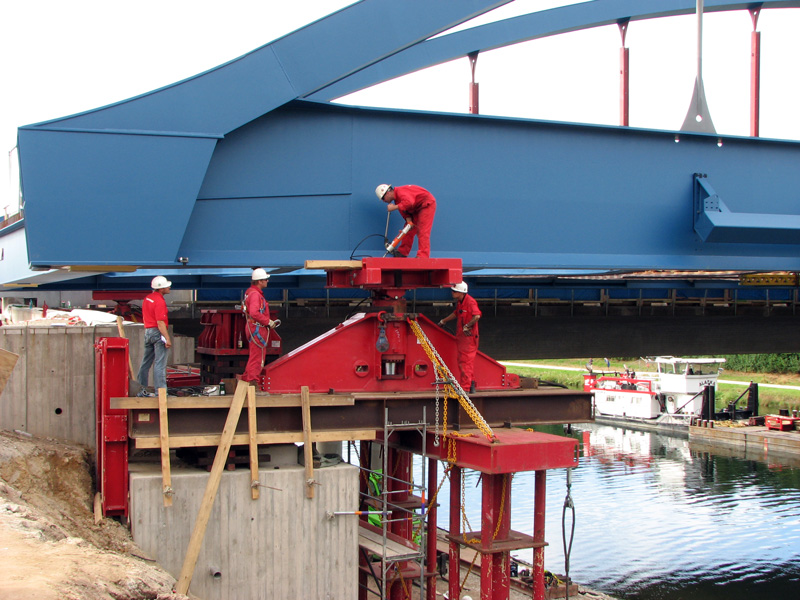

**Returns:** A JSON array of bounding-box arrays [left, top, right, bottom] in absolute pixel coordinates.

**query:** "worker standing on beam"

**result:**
[[375, 184, 437, 258], [438, 281, 481, 393], [136, 275, 172, 397], [242, 268, 279, 385]]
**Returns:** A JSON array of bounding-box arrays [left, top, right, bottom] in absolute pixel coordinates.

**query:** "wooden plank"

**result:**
[[116, 316, 136, 381], [247, 385, 259, 500], [175, 379, 248, 596], [111, 394, 355, 410], [0, 347, 19, 398], [134, 428, 377, 449], [158, 387, 173, 507], [304, 260, 361, 270], [301, 385, 314, 499], [358, 522, 420, 560]]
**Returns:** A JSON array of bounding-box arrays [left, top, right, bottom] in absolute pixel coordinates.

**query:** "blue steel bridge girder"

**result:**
[[309, 1, 800, 102], [11, 0, 800, 277]]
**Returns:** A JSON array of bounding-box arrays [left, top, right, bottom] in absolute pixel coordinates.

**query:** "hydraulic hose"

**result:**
[[562, 467, 575, 600]]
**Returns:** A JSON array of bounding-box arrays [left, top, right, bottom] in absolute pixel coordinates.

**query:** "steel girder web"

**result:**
[[14, 0, 512, 270]]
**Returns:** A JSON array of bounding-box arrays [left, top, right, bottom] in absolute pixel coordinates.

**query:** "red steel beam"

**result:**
[[420, 429, 577, 474]]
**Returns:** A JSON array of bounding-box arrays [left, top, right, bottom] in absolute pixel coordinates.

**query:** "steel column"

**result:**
[[749, 7, 761, 137], [449, 465, 463, 600], [388, 447, 412, 600], [480, 473, 511, 600], [468, 52, 480, 114], [533, 470, 547, 600], [618, 19, 630, 127], [426, 457, 438, 600], [94, 337, 130, 517]]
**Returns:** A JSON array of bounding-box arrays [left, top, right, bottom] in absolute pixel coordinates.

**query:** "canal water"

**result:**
[[422, 423, 800, 600]]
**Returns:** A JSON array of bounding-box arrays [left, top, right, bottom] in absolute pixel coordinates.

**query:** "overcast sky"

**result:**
[[3, 1, 799, 214]]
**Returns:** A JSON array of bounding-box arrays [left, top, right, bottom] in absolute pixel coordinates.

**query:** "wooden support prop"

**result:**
[[301, 385, 315, 499], [116, 316, 137, 381], [247, 385, 259, 500], [158, 387, 173, 507], [93, 492, 103, 525], [175, 380, 248, 596]]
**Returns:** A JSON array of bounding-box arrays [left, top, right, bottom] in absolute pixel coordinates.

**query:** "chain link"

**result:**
[[407, 319, 496, 441]]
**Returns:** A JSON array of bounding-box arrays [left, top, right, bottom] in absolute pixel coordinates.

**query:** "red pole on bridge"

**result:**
[[618, 19, 630, 127], [749, 7, 761, 138]]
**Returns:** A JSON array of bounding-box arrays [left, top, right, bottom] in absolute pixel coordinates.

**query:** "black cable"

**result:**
[[349, 233, 389, 260], [562, 468, 575, 600]]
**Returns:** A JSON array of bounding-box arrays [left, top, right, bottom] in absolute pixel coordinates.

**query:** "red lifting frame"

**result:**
[[419, 429, 578, 600], [95, 337, 130, 517]]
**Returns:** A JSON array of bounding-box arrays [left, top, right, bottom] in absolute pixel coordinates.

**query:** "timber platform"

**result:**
[[689, 419, 800, 464]]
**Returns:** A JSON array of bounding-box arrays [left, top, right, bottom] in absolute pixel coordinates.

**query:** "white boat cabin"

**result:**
[[586, 356, 725, 420]]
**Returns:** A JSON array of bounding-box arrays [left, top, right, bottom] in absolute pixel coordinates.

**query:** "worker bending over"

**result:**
[[438, 281, 481, 393], [376, 184, 436, 258], [242, 268, 280, 385], [137, 275, 172, 396]]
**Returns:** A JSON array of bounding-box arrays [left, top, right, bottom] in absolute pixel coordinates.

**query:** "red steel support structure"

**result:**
[[400, 427, 579, 600], [468, 51, 480, 114], [95, 337, 130, 517], [749, 7, 761, 137], [618, 18, 630, 127]]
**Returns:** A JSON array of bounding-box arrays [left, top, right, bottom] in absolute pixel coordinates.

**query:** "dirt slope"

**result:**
[[0, 429, 190, 600]]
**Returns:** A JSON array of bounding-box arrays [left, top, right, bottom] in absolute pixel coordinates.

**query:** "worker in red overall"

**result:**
[[242, 268, 279, 385], [376, 184, 436, 258], [136, 275, 172, 396], [438, 281, 481, 393]]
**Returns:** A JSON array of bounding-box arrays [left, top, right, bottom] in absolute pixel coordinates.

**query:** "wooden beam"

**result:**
[[175, 380, 248, 596], [158, 387, 173, 507], [116, 316, 137, 381], [247, 385, 259, 500], [301, 385, 315, 499], [111, 393, 355, 410], [133, 428, 377, 449], [304, 260, 362, 270]]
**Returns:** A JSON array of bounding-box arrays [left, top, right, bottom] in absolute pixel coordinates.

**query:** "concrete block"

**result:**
[[130, 461, 358, 600]]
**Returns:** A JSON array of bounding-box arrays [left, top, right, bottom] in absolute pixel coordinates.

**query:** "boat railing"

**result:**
[[586, 374, 655, 394]]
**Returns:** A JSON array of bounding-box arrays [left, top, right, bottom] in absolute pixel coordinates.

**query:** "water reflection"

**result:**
[[423, 424, 800, 600]]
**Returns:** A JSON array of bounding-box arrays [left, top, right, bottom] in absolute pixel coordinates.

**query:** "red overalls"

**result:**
[[393, 185, 436, 258], [243, 285, 272, 383], [455, 293, 481, 389]]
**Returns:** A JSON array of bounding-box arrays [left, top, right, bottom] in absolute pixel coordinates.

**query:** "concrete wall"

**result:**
[[129, 460, 358, 600], [0, 323, 194, 447]]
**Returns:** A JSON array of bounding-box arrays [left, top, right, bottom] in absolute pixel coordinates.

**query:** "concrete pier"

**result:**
[[129, 455, 358, 600]]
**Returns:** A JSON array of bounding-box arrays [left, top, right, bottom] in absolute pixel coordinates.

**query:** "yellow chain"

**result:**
[[408, 319, 495, 441], [493, 474, 508, 539]]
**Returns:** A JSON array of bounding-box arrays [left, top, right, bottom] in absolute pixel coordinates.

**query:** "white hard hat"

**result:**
[[151, 275, 172, 290], [375, 184, 392, 200], [252, 268, 270, 281], [451, 281, 468, 294]]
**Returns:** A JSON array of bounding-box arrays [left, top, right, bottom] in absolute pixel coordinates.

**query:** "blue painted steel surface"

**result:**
[[310, 1, 800, 101], [11, 0, 800, 278], [179, 102, 800, 271], [694, 175, 800, 244]]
